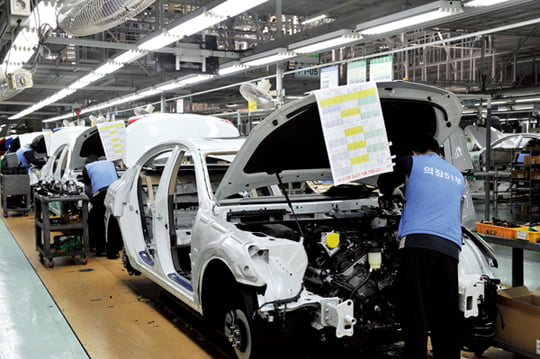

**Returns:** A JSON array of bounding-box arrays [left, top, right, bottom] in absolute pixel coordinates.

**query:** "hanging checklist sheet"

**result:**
[[314, 82, 393, 185], [96, 120, 126, 161]]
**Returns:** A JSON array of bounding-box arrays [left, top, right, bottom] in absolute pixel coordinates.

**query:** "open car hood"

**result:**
[[215, 81, 463, 202], [69, 127, 105, 171], [48, 126, 89, 157]]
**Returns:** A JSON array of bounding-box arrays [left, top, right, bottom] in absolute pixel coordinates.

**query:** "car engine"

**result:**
[[235, 202, 498, 352], [238, 205, 403, 342]]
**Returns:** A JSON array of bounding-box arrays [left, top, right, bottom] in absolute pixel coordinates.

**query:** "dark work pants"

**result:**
[[397, 247, 461, 359], [88, 191, 107, 253]]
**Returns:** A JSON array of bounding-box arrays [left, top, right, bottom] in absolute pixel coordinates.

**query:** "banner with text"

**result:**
[[314, 82, 393, 185], [369, 56, 394, 82], [347, 60, 367, 84], [96, 121, 126, 161], [320, 65, 339, 89]]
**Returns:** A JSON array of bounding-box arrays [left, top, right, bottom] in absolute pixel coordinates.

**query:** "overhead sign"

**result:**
[[320, 65, 339, 89], [314, 82, 393, 185], [96, 120, 126, 161], [294, 64, 320, 79], [369, 56, 393, 82], [347, 60, 367, 84]]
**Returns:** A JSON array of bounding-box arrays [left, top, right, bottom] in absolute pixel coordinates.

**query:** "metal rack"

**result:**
[[34, 193, 90, 268], [509, 147, 540, 221], [0, 173, 31, 217]]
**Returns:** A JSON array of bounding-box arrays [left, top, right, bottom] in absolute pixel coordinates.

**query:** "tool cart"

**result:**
[[0, 153, 31, 217], [0, 173, 31, 216], [34, 192, 89, 268]]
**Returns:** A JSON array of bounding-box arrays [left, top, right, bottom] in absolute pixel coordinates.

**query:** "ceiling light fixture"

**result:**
[[210, 0, 269, 18], [114, 50, 147, 64], [218, 63, 251, 76], [242, 48, 297, 67], [465, 0, 511, 7], [12, 0, 271, 121], [137, 32, 182, 51], [179, 74, 216, 85], [515, 97, 540, 103], [357, 1, 463, 36], [156, 81, 182, 92], [513, 105, 534, 110], [491, 100, 510, 105], [168, 12, 224, 37], [301, 14, 328, 25], [94, 62, 124, 75], [290, 30, 363, 54]]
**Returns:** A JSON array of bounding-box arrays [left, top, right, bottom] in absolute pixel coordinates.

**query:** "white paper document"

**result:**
[[96, 120, 126, 161], [314, 82, 393, 185]]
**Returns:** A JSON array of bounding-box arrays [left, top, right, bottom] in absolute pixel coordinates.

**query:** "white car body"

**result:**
[[39, 126, 89, 184], [40, 114, 239, 187], [465, 125, 540, 170], [105, 81, 499, 358]]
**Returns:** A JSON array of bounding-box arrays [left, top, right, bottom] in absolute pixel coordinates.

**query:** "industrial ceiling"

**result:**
[[0, 0, 539, 132]]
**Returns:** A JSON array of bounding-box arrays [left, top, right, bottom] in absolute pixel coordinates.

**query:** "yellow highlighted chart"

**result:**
[[314, 82, 393, 185], [96, 120, 126, 161]]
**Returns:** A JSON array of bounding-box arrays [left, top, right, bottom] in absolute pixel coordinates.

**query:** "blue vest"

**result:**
[[398, 153, 464, 248], [15, 144, 31, 171], [85, 160, 118, 194]]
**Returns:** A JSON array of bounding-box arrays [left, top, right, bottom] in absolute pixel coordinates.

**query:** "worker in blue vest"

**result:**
[[377, 136, 464, 359], [82, 155, 119, 258], [15, 141, 46, 172]]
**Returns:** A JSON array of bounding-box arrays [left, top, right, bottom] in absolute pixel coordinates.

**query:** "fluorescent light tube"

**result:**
[[218, 63, 250, 75], [515, 97, 540, 103], [168, 13, 224, 37], [95, 62, 124, 75], [242, 50, 296, 67], [292, 34, 363, 54], [210, 0, 269, 18], [138, 33, 181, 51], [114, 50, 146, 64], [465, 0, 510, 6], [156, 82, 183, 92], [513, 105, 534, 110], [360, 9, 457, 35], [77, 73, 106, 84], [180, 74, 215, 85], [301, 14, 328, 25], [137, 89, 161, 98]]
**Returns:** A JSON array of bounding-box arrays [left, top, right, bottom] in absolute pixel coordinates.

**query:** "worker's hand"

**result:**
[[378, 195, 393, 210]]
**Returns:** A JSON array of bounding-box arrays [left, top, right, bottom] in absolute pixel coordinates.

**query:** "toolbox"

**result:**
[[475, 221, 522, 239], [516, 227, 540, 243]]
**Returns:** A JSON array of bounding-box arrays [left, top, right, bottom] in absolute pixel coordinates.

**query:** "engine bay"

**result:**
[[236, 206, 402, 338]]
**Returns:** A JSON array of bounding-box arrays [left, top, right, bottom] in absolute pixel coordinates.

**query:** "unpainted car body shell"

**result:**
[[106, 82, 498, 356]]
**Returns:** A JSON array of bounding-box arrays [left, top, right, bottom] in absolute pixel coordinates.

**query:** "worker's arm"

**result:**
[[23, 151, 46, 168], [81, 166, 91, 186], [377, 156, 412, 196]]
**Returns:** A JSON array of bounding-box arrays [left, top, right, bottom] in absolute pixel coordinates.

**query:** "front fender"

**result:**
[[196, 229, 307, 303]]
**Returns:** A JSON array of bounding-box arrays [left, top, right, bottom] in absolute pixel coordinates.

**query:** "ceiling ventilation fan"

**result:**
[[239, 79, 275, 110], [57, 0, 157, 36]]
